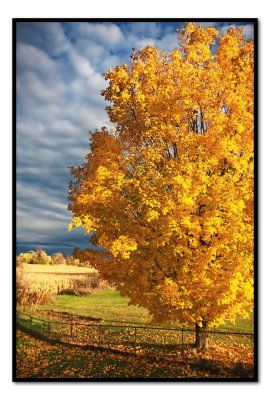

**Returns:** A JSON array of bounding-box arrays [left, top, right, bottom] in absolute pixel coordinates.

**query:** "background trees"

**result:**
[[68, 23, 254, 350], [51, 252, 66, 265], [17, 249, 72, 266]]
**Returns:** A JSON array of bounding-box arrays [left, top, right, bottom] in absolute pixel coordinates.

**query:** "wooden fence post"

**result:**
[[181, 330, 185, 361], [99, 325, 102, 347], [134, 327, 137, 354], [70, 323, 73, 336]]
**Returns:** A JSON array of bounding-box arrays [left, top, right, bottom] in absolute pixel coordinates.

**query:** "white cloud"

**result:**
[[77, 41, 106, 63], [17, 43, 56, 73], [156, 32, 179, 52], [71, 22, 124, 46], [18, 70, 65, 102], [134, 37, 156, 49], [68, 49, 96, 78], [100, 54, 123, 74], [127, 22, 161, 37]]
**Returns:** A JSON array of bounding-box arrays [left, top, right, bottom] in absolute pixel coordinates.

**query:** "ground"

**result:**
[[16, 329, 254, 380]]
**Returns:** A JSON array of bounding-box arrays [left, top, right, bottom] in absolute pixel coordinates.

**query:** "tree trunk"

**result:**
[[195, 321, 209, 351]]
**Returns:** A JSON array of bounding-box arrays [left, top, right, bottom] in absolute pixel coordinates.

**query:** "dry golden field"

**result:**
[[23, 263, 96, 274], [16, 263, 103, 306]]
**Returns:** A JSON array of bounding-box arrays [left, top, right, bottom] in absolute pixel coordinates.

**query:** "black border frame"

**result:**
[[13, 17, 258, 383]]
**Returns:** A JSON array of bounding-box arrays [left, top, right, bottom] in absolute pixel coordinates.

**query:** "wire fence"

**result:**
[[16, 311, 254, 362]]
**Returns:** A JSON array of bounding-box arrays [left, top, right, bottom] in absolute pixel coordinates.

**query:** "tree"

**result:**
[[51, 252, 66, 265], [31, 248, 51, 265], [68, 23, 254, 351]]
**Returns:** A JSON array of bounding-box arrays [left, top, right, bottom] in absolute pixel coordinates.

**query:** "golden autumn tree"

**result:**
[[68, 23, 254, 350]]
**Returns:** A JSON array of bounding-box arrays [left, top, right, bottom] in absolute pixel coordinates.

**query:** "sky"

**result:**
[[16, 20, 255, 256]]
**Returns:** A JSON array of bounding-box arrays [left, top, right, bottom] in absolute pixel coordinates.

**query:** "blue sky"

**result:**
[[16, 20, 254, 255]]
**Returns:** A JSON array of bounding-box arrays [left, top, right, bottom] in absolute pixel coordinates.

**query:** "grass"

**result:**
[[26, 289, 253, 333], [215, 313, 254, 334], [33, 290, 151, 325]]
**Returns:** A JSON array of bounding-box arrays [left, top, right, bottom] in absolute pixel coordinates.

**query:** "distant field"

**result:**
[[17, 263, 103, 306], [22, 263, 96, 274], [20, 263, 98, 293]]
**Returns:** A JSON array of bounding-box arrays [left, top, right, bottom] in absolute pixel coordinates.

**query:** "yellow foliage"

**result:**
[[110, 236, 137, 259]]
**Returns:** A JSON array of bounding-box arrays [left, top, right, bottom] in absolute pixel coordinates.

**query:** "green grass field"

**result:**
[[30, 290, 150, 325], [24, 289, 253, 333]]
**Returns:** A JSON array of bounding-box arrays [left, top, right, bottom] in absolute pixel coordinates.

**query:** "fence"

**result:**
[[16, 311, 254, 362]]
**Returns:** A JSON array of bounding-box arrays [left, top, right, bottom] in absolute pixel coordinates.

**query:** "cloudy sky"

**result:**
[[16, 20, 254, 255]]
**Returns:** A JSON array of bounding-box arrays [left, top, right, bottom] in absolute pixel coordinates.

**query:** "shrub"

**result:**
[[66, 255, 80, 266]]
